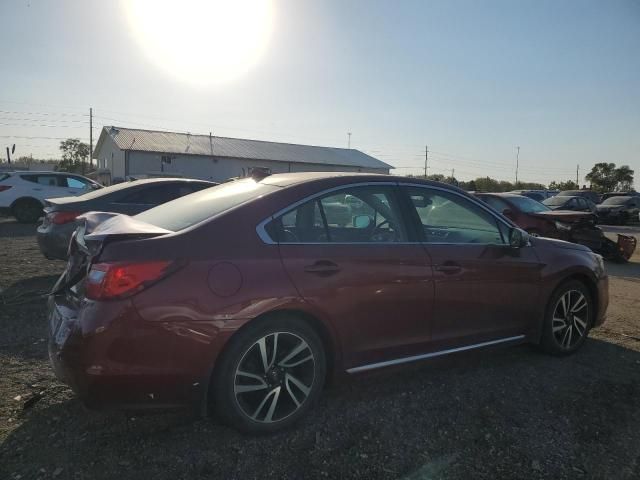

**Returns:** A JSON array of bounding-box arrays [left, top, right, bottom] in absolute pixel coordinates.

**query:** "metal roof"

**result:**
[[98, 126, 392, 170]]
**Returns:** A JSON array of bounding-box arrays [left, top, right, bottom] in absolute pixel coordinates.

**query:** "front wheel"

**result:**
[[540, 280, 593, 355], [212, 315, 326, 434]]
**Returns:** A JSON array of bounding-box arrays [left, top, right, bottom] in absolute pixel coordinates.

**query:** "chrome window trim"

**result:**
[[346, 335, 526, 373], [255, 181, 518, 246]]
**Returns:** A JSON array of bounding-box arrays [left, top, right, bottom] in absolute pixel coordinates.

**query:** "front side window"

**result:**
[[66, 176, 88, 189], [267, 185, 407, 243], [406, 187, 504, 244]]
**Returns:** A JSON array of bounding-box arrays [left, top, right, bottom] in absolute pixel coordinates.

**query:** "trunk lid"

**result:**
[[50, 212, 172, 296]]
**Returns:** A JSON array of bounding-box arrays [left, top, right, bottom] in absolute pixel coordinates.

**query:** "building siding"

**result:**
[[124, 152, 386, 182]]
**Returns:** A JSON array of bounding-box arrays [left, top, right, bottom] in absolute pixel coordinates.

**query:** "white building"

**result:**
[[92, 126, 392, 184]]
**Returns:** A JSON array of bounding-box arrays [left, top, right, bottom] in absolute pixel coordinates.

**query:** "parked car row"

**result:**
[[43, 172, 611, 433], [475, 192, 637, 262], [37, 178, 216, 259]]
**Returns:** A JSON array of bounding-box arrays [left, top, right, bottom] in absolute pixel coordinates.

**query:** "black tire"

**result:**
[[212, 314, 326, 434], [12, 198, 43, 223], [539, 280, 593, 356]]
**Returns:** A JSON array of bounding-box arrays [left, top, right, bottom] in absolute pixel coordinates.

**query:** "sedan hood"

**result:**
[[530, 210, 593, 222], [530, 235, 592, 253], [596, 205, 623, 211]]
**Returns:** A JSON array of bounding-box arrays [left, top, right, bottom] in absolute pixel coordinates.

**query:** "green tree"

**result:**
[[56, 138, 90, 173], [585, 163, 634, 192], [548, 180, 579, 191]]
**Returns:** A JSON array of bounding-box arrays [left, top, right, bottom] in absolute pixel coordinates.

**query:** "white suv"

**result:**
[[0, 171, 101, 223]]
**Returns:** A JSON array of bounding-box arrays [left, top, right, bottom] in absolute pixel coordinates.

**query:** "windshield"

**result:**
[[508, 196, 550, 213], [543, 196, 570, 206], [602, 196, 631, 205], [135, 179, 279, 231]]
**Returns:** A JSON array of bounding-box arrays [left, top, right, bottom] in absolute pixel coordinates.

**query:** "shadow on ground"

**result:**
[[2, 338, 639, 480], [0, 218, 41, 238]]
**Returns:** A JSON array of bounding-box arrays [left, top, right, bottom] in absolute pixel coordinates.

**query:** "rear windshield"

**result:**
[[0, 173, 10, 182], [134, 179, 279, 231], [76, 180, 143, 200], [602, 196, 631, 205], [508, 195, 550, 213], [543, 196, 570, 206]]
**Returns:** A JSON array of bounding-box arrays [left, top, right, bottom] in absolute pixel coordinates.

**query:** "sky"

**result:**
[[0, 0, 638, 186]]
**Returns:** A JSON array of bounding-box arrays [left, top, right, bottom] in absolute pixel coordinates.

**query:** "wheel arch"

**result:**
[[202, 307, 341, 416], [10, 196, 44, 212], [532, 271, 599, 344]]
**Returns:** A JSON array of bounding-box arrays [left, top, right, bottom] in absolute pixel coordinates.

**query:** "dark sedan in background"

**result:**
[[596, 196, 640, 225], [543, 195, 598, 215], [37, 178, 216, 259]]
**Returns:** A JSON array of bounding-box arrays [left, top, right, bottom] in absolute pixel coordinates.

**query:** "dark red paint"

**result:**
[[48, 174, 608, 413]]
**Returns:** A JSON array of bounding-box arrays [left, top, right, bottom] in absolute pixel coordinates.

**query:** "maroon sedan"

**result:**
[[475, 193, 595, 238], [48, 173, 608, 433]]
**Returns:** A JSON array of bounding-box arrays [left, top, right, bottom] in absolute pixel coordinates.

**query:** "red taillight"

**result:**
[[0, 185, 12, 192], [49, 211, 80, 225], [85, 261, 173, 300]]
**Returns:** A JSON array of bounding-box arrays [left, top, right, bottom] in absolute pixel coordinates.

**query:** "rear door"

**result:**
[[271, 183, 435, 368], [401, 185, 542, 346]]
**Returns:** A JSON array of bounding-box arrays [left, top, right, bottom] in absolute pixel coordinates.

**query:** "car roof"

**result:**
[[475, 192, 524, 198], [258, 171, 469, 194]]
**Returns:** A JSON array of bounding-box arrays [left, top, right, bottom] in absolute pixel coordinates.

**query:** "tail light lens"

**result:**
[[85, 261, 173, 300], [0, 185, 12, 192], [48, 211, 81, 225]]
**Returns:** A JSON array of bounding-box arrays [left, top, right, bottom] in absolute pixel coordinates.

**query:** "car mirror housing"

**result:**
[[509, 228, 529, 248]]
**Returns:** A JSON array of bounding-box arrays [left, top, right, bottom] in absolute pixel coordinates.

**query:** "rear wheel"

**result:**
[[12, 198, 43, 223], [540, 280, 593, 355], [212, 315, 326, 434]]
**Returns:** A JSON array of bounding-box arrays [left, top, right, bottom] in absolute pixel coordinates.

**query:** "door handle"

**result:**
[[435, 262, 462, 274], [304, 260, 341, 275]]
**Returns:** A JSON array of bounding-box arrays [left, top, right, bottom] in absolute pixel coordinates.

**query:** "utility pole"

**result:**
[[515, 146, 520, 186], [576, 164, 579, 186], [424, 145, 428, 178], [451, 168, 455, 179], [89, 107, 93, 171], [347, 132, 351, 149]]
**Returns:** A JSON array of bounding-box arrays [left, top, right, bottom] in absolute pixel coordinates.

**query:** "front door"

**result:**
[[274, 184, 435, 368], [401, 185, 542, 347]]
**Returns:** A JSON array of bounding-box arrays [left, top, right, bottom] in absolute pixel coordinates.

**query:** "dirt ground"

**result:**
[[1, 217, 639, 480]]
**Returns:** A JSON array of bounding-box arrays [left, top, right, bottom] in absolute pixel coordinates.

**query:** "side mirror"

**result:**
[[353, 215, 373, 229], [509, 228, 529, 248], [502, 208, 514, 219]]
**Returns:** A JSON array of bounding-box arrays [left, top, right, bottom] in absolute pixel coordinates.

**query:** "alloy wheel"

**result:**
[[552, 290, 589, 349], [233, 332, 316, 423]]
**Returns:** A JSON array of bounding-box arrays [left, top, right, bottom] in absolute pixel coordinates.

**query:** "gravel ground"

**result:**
[[1, 217, 639, 480]]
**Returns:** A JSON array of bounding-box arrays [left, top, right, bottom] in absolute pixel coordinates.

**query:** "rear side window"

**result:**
[[0, 173, 9, 182], [135, 179, 279, 231], [266, 185, 407, 243], [21, 174, 63, 187]]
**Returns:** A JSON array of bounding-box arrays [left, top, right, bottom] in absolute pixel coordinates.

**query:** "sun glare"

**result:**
[[123, 0, 274, 86]]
